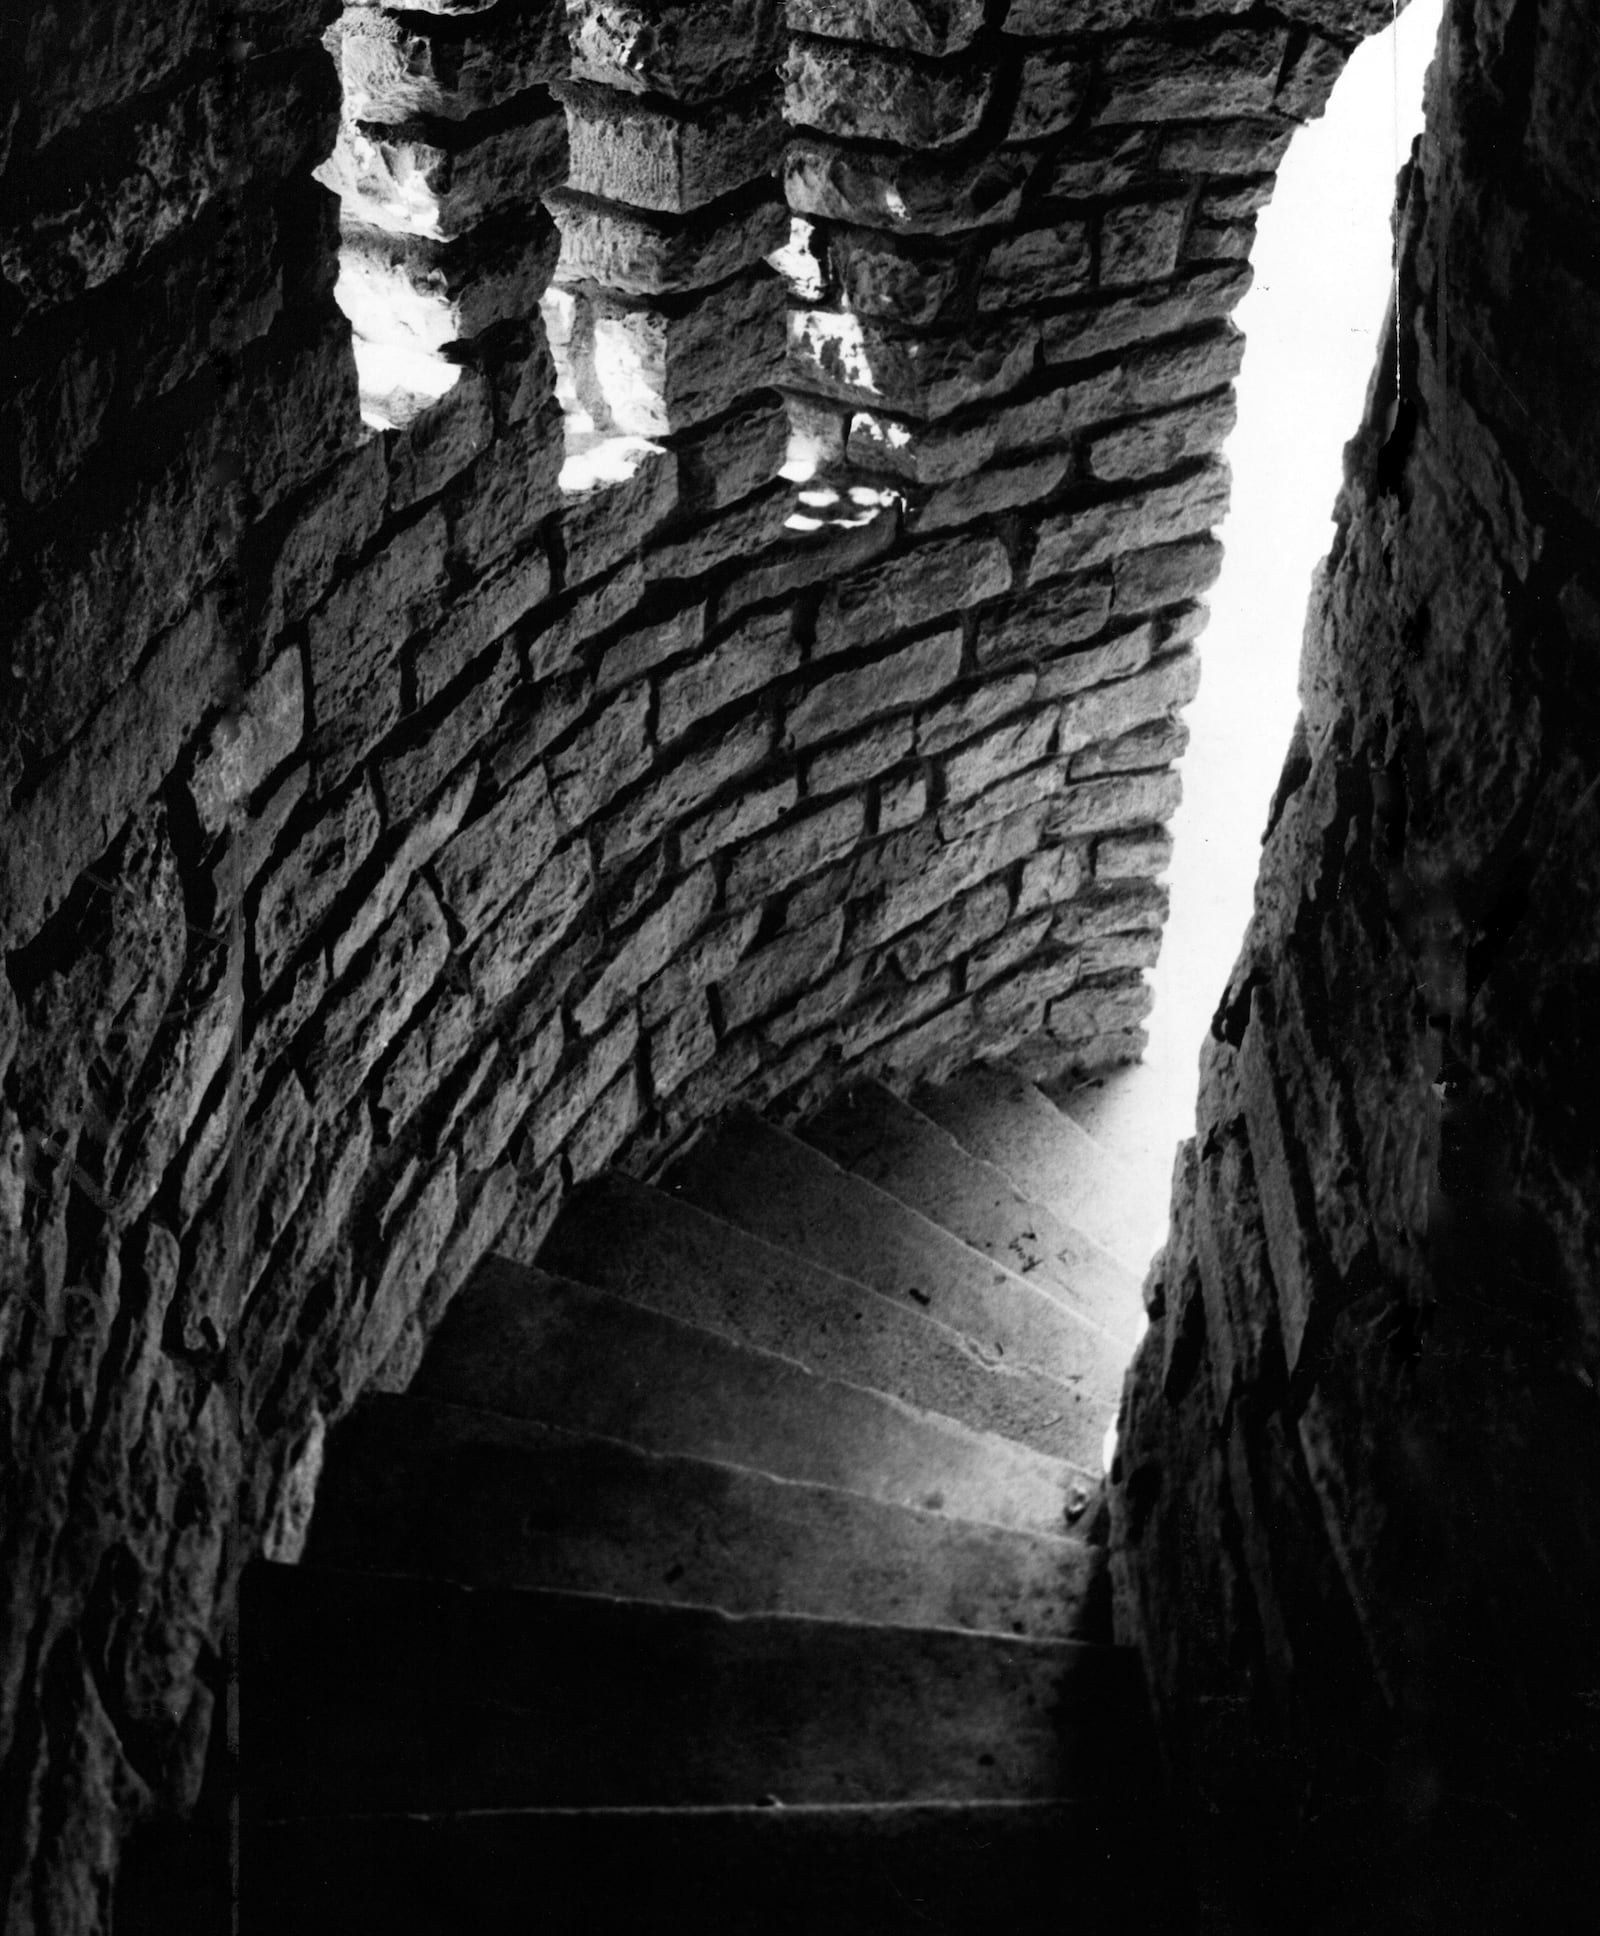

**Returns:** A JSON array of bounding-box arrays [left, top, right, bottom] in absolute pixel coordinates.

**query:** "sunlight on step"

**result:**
[[1060, 0, 1443, 1254]]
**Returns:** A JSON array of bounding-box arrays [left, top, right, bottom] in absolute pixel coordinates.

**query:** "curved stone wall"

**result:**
[[1110, 0, 1600, 1922], [2, 1, 1393, 1924]]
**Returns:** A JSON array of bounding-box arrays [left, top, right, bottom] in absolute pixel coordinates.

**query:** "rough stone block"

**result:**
[[459, 1019, 565, 1174], [1041, 126, 1155, 199], [308, 506, 449, 724], [1098, 29, 1288, 124], [979, 219, 1093, 311], [1100, 195, 1192, 286], [815, 534, 1011, 653], [852, 804, 1046, 948], [588, 270, 786, 436], [303, 879, 453, 1110], [374, 987, 481, 1141], [939, 760, 1064, 841], [561, 443, 680, 587], [640, 911, 761, 1025], [561, 83, 783, 214], [1087, 391, 1237, 483], [597, 712, 773, 865], [1017, 841, 1089, 916], [521, 1011, 640, 1169], [715, 499, 900, 621], [1070, 715, 1189, 776], [1045, 977, 1153, 1042], [447, 408, 566, 576], [550, 188, 788, 296], [1275, 32, 1348, 121], [788, 308, 1039, 417], [1028, 461, 1230, 584], [1158, 117, 1295, 175], [332, 770, 478, 982], [188, 653, 305, 839], [574, 868, 717, 1035], [788, 0, 985, 55], [785, 628, 963, 749], [1113, 535, 1224, 614], [1049, 878, 1167, 944], [265, 443, 391, 639], [942, 706, 1060, 803], [433, 764, 561, 940], [659, 609, 798, 743], [826, 230, 971, 329], [1058, 650, 1200, 756], [1042, 270, 1251, 368], [319, 107, 568, 242], [330, 4, 571, 122], [413, 550, 555, 707], [785, 37, 993, 149], [567, 1061, 643, 1180], [889, 879, 1009, 981], [784, 136, 1030, 236], [549, 679, 652, 827], [917, 672, 1036, 756], [725, 798, 867, 906], [1036, 623, 1157, 700], [907, 452, 1075, 538], [681, 777, 799, 866], [254, 779, 383, 992], [675, 398, 791, 512], [1049, 768, 1181, 837], [976, 576, 1114, 670], [466, 841, 594, 1010], [387, 370, 496, 512], [379, 646, 516, 824], [594, 602, 705, 694], [570, 0, 783, 99], [1010, 48, 1091, 141], [646, 481, 794, 583], [719, 909, 847, 1030], [806, 720, 917, 796], [1097, 828, 1176, 881]]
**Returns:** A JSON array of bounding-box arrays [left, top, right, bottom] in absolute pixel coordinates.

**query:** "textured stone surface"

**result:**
[[0, 0, 1412, 1916]]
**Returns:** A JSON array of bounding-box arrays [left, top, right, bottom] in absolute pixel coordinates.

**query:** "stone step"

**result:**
[[306, 1393, 1107, 1641], [246, 1800, 1173, 1936], [798, 1081, 1146, 1352], [242, 1561, 1150, 1820], [541, 1171, 1109, 1470], [665, 1108, 1128, 1410], [410, 1257, 1091, 1535], [916, 1063, 1155, 1276]]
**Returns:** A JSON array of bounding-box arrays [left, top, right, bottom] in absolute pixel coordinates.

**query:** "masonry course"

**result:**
[[0, 0, 1420, 1926]]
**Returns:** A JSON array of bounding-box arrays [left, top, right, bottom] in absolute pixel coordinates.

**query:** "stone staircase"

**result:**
[[240, 1067, 1174, 1932]]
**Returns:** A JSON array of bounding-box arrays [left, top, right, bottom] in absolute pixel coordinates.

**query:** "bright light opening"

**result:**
[[1058, 0, 1444, 1253]]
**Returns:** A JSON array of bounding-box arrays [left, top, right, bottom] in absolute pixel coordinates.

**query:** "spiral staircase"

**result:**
[[240, 1065, 1178, 1932]]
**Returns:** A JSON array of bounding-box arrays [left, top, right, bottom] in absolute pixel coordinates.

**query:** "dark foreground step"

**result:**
[[542, 1170, 1111, 1468], [243, 1563, 1150, 1819], [245, 1800, 1182, 1936], [410, 1258, 1092, 1533], [307, 1394, 1108, 1640], [800, 1081, 1146, 1348], [666, 1108, 1129, 1404]]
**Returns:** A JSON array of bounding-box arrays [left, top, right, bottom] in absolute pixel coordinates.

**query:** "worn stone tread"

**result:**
[[245, 1800, 1170, 1936], [665, 1108, 1128, 1403], [916, 1063, 1155, 1275], [542, 1170, 1111, 1469], [243, 1561, 1149, 1818], [306, 1393, 1106, 1640], [409, 1257, 1091, 1533], [797, 1082, 1146, 1351]]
